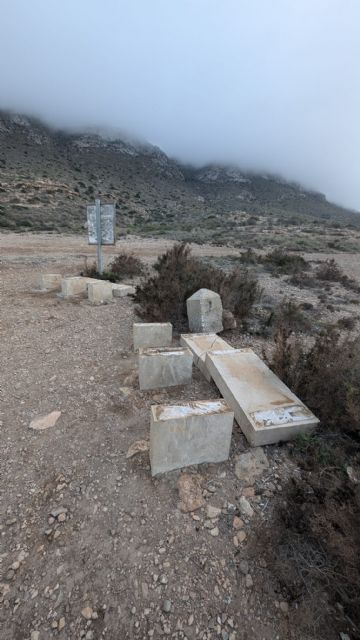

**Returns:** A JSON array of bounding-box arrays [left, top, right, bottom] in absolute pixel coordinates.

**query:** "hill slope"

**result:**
[[0, 110, 359, 249]]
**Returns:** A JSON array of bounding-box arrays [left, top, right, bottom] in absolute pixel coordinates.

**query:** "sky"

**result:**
[[1, 0, 360, 209]]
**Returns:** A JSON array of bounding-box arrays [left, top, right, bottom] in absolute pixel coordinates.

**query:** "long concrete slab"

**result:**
[[205, 348, 319, 446], [180, 333, 234, 382], [150, 399, 234, 475]]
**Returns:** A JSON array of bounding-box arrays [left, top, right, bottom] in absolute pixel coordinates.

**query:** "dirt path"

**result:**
[[0, 232, 357, 640]]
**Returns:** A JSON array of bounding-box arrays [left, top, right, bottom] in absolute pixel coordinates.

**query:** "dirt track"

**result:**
[[0, 232, 358, 640]]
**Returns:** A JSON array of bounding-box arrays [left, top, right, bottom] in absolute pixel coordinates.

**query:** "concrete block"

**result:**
[[112, 283, 135, 297], [180, 333, 234, 382], [133, 322, 172, 351], [138, 347, 193, 390], [61, 276, 99, 298], [186, 288, 223, 333], [150, 399, 234, 475], [87, 280, 113, 303], [37, 273, 62, 291], [206, 348, 319, 446]]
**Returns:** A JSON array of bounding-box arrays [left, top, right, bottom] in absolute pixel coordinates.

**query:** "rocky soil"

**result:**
[[0, 233, 358, 640]]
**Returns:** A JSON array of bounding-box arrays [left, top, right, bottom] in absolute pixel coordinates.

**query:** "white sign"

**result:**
[[87, 203, 116, 245]]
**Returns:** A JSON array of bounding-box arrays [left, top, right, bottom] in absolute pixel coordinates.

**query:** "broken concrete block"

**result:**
[[186, 288, 223, 333], [61, 276, 98, 298], [150, 399, 234, 475], [112, 283, 135, 298], [138, 347, 193, 390], [133, 322, 172, 351], [205, 348, 319, 446], [180, 333, 234, 382], [87, 281, 113, 304], [37, 274, 62, 291]]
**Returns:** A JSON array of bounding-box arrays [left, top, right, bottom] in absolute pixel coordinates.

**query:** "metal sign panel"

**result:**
[[87, 203, 116, 245]]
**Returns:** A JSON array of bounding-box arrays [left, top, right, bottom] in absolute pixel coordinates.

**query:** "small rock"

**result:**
[[58, 617, 66, 630], [222, 309, 237, 330], [245, 574, 253, 588], [178, 474, 205, 513], [126, 439, 150, 459], [29, 410, 61, 431], [239, 560, 249, 575], [233, 516, 244, 530], [239, 496, 254, 518], [57, 512, 66, 523], [162, 599, 171, 613], [209, 527, 219, 537], [206, 504, 222, 519], [30, 632, 40, 640], [279, 601, 289, 614], [233, 536, 239, 548], [81, 606, 93, 620], [237, 530, 246, 543]]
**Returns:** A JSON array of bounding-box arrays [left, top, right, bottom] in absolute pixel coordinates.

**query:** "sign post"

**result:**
[[95, 198, 103, 274], [87, 199, 116, 273]]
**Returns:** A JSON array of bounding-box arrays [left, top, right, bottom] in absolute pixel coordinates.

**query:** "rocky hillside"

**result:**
[[0, 110, 359, 248]]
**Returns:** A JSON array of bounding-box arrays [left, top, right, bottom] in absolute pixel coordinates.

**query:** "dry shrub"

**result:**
[[257, 473, 360, 636], [109, 252, 144, 279], [316, 258, 360, 292], [81, 252, 144, 283], [269, 321, 360, 432], [263, 248, 309, 275], [133, 242, 260, 329]]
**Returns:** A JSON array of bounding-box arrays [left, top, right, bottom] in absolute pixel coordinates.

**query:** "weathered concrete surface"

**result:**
[[206, 348, 319, 446], [37, 273, 62, 291], [180, 333, 234, 382], [138, 347, 192, 390], [112, 283, 135, 297], [150, 399, 234, 475], [87, 281, 113, 304], [133, 322, 172, 351], [186, 288, 223, 333], [61, 276, 98, 298]]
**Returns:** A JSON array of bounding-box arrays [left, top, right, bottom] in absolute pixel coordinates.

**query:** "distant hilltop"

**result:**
[[0, 109, 358, 240]]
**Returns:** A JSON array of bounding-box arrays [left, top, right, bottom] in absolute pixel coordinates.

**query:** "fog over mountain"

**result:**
[[1, 0, 359, 210]]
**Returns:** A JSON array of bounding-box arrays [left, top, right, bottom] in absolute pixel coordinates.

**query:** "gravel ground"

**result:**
[[0, 233, 358, 640]]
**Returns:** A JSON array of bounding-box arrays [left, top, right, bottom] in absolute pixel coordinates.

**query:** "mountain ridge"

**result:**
[[0, 110, 359, 246]]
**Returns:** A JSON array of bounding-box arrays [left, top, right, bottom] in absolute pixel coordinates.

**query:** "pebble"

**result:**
[[245, 574, 253, 588], [239, 560, 249, 574], [162, 599, 171, 613], [280, 601, 289, 614], [206, 505, 222, 519], [209, 527, 219, 537], [233, 516, 244, 530], [239, 496, 254, 518], [30, 632, 40, 640], [81, 607, 93, 620]]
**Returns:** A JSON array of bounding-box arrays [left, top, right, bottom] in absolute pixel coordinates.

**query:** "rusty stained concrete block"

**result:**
[[150, 399, 234, 475], [180, 333, 234, 382], [138, 347, 192, 390], [133, 322, 172, 351], [206, 348, 319, 446]]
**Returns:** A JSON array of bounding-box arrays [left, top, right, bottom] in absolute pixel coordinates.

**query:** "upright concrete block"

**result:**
[[61, 276, 97, 298], [133, 322, 172, 351], [87, 281, 113, 303], [37, 273, 62, 291], [150, 399, 234, 475], [186, 289, 223, 333], [112, 283, 135, 298], [206, 348, 319, 446], [138, 347, 193, 390], [180, 333, 234, 381]]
